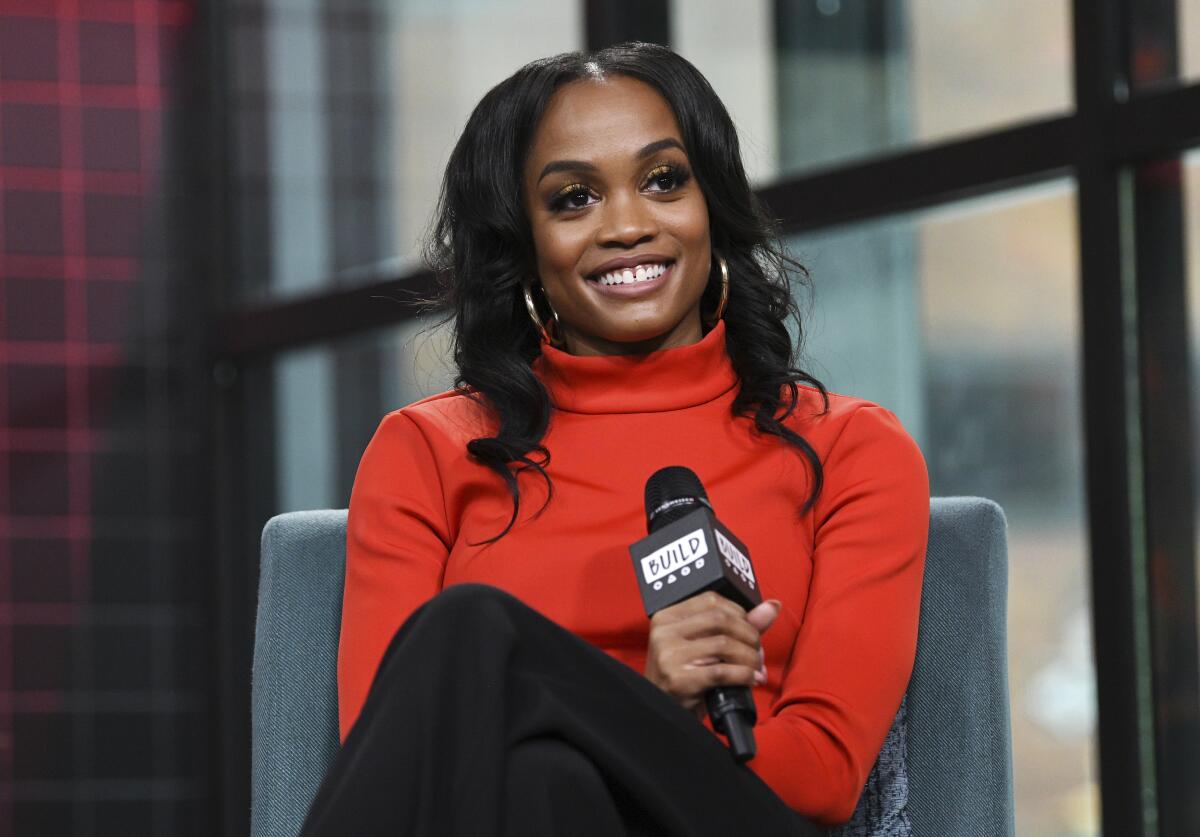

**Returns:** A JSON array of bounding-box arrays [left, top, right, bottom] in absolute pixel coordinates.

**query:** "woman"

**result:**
[[302, 42, 929, 836]]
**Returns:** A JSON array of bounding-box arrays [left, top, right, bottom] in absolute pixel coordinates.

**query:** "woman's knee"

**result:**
[[387, 583, 532, 656], [371, 583, 556, 695]]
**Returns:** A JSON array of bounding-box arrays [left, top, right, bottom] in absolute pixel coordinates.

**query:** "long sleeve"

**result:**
[[337, 410, 453, 741], [749, 405, 930, 825]]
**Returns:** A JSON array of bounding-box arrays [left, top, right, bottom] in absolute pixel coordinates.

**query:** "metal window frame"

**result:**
[[204, 1, 1200, 834], [217, 82, 1200, 357]]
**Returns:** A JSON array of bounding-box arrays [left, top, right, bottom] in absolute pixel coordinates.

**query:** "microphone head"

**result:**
[[644, 466, 712, 533]]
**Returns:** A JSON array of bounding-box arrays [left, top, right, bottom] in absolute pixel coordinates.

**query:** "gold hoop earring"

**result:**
[[706, 254, 730, 327], [523, 283, 564, 348]]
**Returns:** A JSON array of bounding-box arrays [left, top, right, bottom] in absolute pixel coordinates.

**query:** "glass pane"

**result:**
[[789, 181, 1098, 835], [227, 0, 582, 305], [674, 0, 1072, 181], [269, 315, 455, 514], [671, 0, 780, 185], [1184, 0, 1200, 82]]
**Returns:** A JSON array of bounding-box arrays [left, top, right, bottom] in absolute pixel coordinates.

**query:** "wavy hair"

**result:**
[[426, 42, 829, 542]]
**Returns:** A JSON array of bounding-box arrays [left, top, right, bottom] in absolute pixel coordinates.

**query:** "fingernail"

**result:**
[[754, 668, 767, 685]]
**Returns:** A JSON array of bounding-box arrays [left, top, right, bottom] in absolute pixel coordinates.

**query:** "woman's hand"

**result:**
[[644, 591, 782, 720]]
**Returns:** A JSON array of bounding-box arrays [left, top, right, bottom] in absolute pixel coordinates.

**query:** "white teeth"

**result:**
[[595, 262, 669, 286]]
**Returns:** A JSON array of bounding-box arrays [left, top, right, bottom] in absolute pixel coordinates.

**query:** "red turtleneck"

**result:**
[[338, 321, 929, 825]]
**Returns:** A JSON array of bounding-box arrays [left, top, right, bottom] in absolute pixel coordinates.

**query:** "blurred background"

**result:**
[[1, 0, 1199, 834]]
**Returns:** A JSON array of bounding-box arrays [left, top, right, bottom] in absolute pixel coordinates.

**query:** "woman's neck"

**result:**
[[532, 319, 737, 415]]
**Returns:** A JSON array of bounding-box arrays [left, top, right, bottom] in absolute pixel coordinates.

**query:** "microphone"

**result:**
[[629, 466, 762, 762]]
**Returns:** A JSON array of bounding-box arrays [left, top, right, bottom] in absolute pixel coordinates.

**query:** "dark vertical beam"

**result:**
[[1073, 0, 1158, 835], [1128, 2, 1200, 834], [199, 1, 258, 834], [322, 0, 388, 508], [168, 7, 223, 835], [585, 0, 669, 51], [209, 361, 277, 837], [1134, 153, 1200, 837]]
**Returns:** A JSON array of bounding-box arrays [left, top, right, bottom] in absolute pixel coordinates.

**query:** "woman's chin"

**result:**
[[570, 314, 703, 355]]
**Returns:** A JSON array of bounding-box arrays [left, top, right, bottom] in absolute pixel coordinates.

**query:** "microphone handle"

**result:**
[[705, 684, 757, 762]]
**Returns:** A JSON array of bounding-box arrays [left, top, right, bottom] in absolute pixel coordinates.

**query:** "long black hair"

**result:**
[[426, 42, 829, 542]]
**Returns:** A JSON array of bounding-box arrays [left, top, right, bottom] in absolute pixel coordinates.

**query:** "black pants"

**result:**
[[301, 584, 823, 836]]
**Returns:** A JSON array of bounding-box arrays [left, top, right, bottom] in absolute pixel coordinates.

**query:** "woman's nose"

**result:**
[[596, 191, 659, 247]]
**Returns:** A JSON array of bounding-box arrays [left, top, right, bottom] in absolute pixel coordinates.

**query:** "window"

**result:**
[[211, 4, 1200, 833], [675, 0, 1072, 178], [790, 181, 1096, 834], [226, 0, 583, 304]]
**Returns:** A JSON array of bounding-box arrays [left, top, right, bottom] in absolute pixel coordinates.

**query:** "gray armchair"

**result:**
[[252, 497, 1014, 836]]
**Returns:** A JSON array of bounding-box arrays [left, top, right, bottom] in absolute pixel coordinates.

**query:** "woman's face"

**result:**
[[523, 75, 712, 356]]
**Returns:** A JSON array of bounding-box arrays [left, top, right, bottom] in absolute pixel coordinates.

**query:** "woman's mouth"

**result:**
[[585, 260, 674, 297]]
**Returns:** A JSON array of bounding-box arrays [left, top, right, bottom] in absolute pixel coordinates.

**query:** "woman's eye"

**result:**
[[645, 165, 689, 193], [649, 172, 675, 191], [566, 189, 592, 208], [550, 185, 596, 211]]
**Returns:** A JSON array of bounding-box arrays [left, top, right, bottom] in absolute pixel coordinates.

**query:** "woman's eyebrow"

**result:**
[[537, 159, 597, 183], [635, 137, 684, 159], [536, 137, 686, 184]]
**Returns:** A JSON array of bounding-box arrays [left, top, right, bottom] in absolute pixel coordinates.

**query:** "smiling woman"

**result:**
[[523, 77, 712, 355], [301, 42, 930, 836]]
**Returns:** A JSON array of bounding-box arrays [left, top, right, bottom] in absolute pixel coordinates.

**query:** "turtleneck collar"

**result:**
[[531, 321, 739, 414]]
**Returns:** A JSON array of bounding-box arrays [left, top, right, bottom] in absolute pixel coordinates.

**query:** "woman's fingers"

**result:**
[[644, 594, 772, 711], [668, 605, 762, 648], [650, 590, 747, 628], [745, 599, 782, 634], [653, 652, 759, 702], [683, 661, 760, 691], [678, 633, 760, 671]]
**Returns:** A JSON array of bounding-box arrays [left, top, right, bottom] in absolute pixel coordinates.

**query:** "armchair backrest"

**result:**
[[252, 498, 1013, 837], [908, 497, 1013, 835], [253, 510, 346, 837]]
